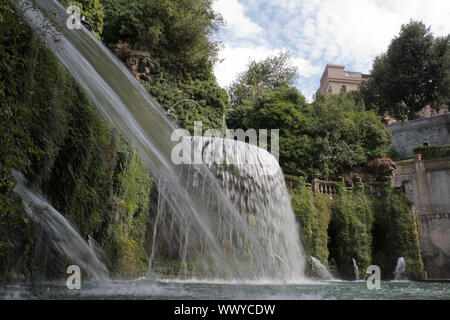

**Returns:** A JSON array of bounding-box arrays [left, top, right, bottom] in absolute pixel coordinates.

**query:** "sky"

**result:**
[[211, 0, 450, 101]]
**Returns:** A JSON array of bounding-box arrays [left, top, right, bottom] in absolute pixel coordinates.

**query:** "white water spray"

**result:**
[[352, 258, 359, 281], [394, 257, 407, 281], [310, 257, 334, 280]]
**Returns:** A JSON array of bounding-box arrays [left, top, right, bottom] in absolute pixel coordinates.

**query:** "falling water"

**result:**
[[12, 171, 109, 282], [310, 257, 334, 280], [394, 257, 407, 281], [16, 0, 306, 281], [151, 137, 305, 279], [352, 258, 359, 281]]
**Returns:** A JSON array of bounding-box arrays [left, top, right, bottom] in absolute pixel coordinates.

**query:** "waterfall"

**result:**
[[151, 137, 304, 279], [16, 0, 306, 281], [352, 258, 359, 281], [310, 257, 334, 280], [393, 257, 407, 281], [12, 171, 109, 282]]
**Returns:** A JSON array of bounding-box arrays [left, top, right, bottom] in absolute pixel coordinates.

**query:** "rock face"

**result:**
[[114, 43, 155, 82], [366, 158, 397, 179]]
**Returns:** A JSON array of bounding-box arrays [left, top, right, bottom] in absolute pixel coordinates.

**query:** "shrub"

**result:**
[[413, 145, 450, 160]]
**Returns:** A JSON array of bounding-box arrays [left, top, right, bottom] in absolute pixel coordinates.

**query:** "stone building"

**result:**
[[316, 64, 369, 96]]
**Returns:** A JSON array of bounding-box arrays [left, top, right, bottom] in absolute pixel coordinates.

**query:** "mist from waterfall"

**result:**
[[16, 0, 306, 281], [394, 257, 407, 281]]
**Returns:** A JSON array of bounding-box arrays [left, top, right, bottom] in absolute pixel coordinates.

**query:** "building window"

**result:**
[[342, 85, 347, 93]]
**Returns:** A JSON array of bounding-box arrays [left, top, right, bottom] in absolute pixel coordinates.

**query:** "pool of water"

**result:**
[[1, 278, 449, 300]]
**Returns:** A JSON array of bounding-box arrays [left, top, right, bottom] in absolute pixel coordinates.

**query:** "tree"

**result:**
[[241, 87, 314, 175], [361, 21, 449, 120], [102, 0, 223, 80], [311, 93, 393, 178], [227, 52, 298, 108], [240, 89, 392, 178]]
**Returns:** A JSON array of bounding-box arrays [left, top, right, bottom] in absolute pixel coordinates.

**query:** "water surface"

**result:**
[[1, 279, 448, 300]]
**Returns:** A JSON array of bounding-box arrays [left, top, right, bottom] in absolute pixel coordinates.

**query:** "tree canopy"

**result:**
[[230, 86, 392, 179], [361, 20, 450, 120], [227, 52, 298, 108], [102, 0, 223, 80]]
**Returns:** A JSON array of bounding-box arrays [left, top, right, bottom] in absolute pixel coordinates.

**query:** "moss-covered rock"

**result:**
[[0, 3, 152, 282]]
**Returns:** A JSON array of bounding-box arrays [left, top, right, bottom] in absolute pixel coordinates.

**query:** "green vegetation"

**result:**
[[229, 79, 392, 179], [0, 2, 152, 281], [361, 20, 450, 120], [102, 0, 222, 81], [0, 0, 426, 283], [227, 52, 298, 109], [290, 179, 423, 280], [102, 0, 229, 132], [60, 0, 104, 38], [413, 144, 450, 160], [328, 183, 374, 280], [290, 178, 332, 276], [372, 184, 424, 280], [386, 147, 402, 161]]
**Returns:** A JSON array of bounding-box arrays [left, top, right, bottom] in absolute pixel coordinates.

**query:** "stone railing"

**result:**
[[284, 174, 338, 195], [285, 174, 387, 197], [394, 158, 450, 176], [424, 158, 450, 172], [312, 179, 338, 195]]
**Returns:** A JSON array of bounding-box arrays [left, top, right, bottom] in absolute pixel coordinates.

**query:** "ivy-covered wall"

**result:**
[[291, 179, 424, 281], [0, 2, 152, 283], [291, 178, 332, 277]]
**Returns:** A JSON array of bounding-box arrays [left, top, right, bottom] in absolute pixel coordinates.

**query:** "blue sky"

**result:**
[[212, 0, 450, 101]]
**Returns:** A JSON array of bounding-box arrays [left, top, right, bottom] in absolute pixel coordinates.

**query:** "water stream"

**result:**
[[310, 257, 334, 280], [12, 171, 109, 282], [394, 257, 407, 281], [352, 258, 359, 281]]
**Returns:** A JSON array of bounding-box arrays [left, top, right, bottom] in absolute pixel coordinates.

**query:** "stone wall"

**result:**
[[392, 158, 450, 279], [387, 114, 450, 158]]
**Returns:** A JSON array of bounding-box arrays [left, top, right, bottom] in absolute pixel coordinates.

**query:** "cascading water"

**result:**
[[16, 0, 306, 281], [310, 257, 334, 280], [394, 257, 407, 281], [352, 258, 359, 281], [12, 171, 109, 282], [151, 137, 304, 279]]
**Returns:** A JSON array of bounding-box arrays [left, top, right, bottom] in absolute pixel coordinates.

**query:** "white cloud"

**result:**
[[214, 45, 279, 88], [291, 58, 321, 78], [213, 0, 264, 38], [212, 0, 450, 101]]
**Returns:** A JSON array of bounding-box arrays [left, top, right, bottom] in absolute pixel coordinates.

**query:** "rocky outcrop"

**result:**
[[114, 43, 156, 82]]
